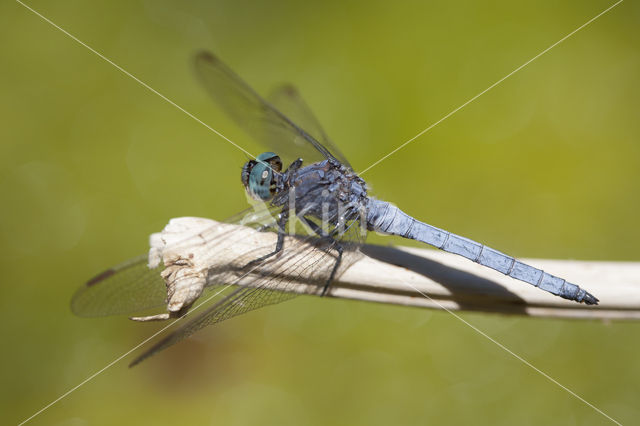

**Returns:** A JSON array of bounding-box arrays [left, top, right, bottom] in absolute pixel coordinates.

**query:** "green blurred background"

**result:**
[[2, 0, 639, 424]]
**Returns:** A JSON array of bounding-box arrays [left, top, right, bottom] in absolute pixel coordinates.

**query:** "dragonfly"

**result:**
[[72, 51, 598, 366]]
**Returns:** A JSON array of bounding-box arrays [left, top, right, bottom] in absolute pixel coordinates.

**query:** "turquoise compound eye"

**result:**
[[243, 152, 281, 201], [248, 162, 273, 200]]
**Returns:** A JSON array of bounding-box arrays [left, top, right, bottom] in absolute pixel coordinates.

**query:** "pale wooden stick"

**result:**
[[153, 218, 640, 321]]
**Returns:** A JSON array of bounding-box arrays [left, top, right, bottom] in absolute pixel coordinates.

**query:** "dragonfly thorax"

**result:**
[[274, 159, 369, 229]]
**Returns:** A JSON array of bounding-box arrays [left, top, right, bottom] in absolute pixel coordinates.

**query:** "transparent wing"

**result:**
[[193, 51, 345, 168], [70, 205, 280, 318], [267, 84, 352, 169], [129, 210, 366, 366], [73, 201, 365, 364], [71, 255, 167, 317], [128, 286, 297, 367]]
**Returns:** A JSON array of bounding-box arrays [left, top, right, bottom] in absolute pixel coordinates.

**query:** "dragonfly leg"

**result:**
[[300, 216, 343, 296], [244, 210, 288, 269], [322, 244, 343, 296]]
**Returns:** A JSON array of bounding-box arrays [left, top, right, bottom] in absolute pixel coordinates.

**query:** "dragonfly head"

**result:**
[[241, 152, 283, 201]]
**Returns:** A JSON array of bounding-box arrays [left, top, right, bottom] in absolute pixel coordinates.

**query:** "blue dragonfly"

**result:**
[[72, 51, 598, 366]]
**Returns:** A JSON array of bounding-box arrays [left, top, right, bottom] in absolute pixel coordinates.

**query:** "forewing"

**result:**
[[71, 255, 166, 317], [71, 206, 281, 318], [267, 84, 352, 169], [194, 51, 341, 167], [129, 212, 367, 366]]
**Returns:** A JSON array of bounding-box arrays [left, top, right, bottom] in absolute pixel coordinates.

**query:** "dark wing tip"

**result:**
[[128, 355, 145, 368], [267, 84, 301, 106], [278, 83, 298, 96], [85, 268, 116, 287], [128, 335, 171, 368], [194, 50, 217, 65]]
